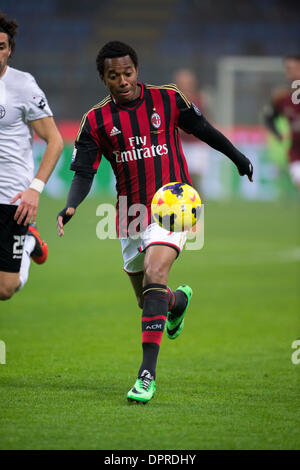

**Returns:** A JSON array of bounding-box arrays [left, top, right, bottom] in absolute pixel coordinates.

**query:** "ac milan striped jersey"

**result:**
[[71, 83, 195, 235], [272, 90, 300, 163]]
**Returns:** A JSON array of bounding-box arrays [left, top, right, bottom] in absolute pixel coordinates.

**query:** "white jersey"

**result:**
[[0, 66, 53, 205]]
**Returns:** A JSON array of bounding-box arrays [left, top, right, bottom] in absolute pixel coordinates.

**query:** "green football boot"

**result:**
[[127, 370, 156, 404], [166, 285, 193, 340]]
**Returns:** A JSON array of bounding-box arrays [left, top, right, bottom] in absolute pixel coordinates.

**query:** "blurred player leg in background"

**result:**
[[289, 161, 300, 191], [0, 208, 48, 300]]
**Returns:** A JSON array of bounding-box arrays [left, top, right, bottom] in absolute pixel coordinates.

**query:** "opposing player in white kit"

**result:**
[[0, 13, 63, 300]]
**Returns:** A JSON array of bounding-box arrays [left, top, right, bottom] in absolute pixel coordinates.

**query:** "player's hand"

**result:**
[[10, 188, 40, 226], [57, 207, 75, 237], [237, 155, 254, 182]]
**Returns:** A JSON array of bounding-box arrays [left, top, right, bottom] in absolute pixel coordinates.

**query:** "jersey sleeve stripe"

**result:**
[[76, 96, 112, 141], [145, 83, 191, 109]]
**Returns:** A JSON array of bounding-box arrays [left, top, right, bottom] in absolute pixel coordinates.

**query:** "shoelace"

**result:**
[[140, 376, 151, 390]]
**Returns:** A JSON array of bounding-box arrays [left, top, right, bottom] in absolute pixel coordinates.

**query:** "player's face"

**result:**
[[285, 59, 300, 81], [174, 69, 197, 96], [102, 55, 140, 105], [0, 32, 11, 77]]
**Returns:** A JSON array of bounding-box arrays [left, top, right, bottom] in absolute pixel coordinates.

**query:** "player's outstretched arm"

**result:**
[[57, 207, 76, 237], [179, 109, 254, 182], [57, 171, 94, 237], [11, 116, 64, 225]]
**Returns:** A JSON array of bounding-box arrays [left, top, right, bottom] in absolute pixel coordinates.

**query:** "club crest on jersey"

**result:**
[[151, 112, 161, 129], [0, 105, 6, 119]]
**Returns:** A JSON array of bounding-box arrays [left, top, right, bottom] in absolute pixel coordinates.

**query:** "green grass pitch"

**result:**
[[0, 197, 299, 450]]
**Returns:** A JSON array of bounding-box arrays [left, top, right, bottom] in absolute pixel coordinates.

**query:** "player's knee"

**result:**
[[0, 284, 16, 301], [0, 278, 19, 301]]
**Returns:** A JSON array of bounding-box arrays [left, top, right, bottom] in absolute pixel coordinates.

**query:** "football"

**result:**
[[151, 182, 201, 232]]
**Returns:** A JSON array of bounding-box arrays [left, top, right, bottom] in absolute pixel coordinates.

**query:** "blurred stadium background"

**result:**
[[2, 0, 300, 200]]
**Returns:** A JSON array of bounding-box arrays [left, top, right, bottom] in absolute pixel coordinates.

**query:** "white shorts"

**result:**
[[120, 223, 188, 274], [289, 161, 300, 185]]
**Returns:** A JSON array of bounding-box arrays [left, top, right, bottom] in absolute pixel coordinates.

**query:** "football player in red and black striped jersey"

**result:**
[[57, 41, 253, 403], [264, 55, 300, 191]]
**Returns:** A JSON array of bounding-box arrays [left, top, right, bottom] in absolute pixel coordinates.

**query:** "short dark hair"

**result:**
[[0, 12, 18, 55], [96, 41, 138, 77], [285, 54, 300, 62]]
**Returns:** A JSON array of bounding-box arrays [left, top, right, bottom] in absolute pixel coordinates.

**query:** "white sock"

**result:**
[[17, 235, 36, 292]]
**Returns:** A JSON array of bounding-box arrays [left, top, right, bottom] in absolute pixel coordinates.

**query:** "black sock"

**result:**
[[138, 283, 168, 379], [168, 289, 188, 320], [138, 343, 160, 379]]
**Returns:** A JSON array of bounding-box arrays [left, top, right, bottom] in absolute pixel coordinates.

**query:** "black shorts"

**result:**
[[0, 204, 28, 273]]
